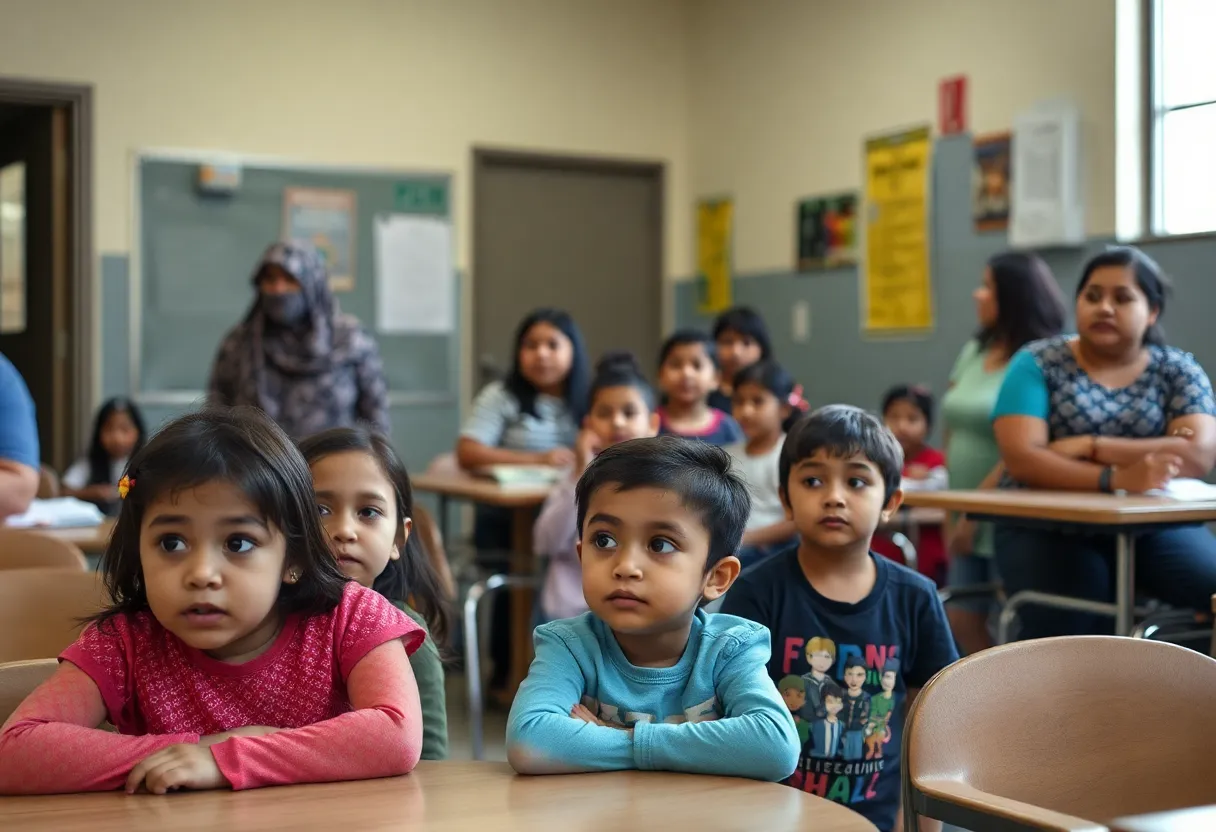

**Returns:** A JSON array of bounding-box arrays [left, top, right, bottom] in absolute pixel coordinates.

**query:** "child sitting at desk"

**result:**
[[507, 436, 800, 781], [61, 397, 146, 517]]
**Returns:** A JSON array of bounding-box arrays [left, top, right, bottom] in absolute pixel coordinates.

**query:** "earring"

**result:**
[[285, 568, 302, 584]]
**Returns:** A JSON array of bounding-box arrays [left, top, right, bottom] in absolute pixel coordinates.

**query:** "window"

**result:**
[[1150, 0, 1216, 236], [0, 162, 25, 334]]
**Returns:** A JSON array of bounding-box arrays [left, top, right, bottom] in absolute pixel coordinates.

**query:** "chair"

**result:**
[[0, 658, 58, 724], [0, 569, 107, 663], [0, 528, 88, 571], [36, 465, 59, 499], [903, 636, 1216, 831], [414, 503, 456, 600]]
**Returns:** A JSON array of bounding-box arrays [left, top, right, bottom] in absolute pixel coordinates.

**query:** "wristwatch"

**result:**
[[1098, 466, 1115, 493]]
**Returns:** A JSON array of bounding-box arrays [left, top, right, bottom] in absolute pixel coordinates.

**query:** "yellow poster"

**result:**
[[696, 197, 733, 314], [862, 126, 933, 334]]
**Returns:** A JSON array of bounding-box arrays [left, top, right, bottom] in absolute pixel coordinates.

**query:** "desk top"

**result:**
[[1111, 805, 1216, 832], [900, 489, 1216, 526], [412, 470, 554, 508], [38, 519, 114, 554], [0, 762, 876, 832]]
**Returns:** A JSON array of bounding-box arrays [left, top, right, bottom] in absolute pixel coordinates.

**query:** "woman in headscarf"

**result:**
[[207, 241, 390, 439]]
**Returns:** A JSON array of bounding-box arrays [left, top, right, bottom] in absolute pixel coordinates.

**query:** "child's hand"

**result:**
[[126, 744, 229, 794], [574, 429, 603, 472], [904, 464, 930, 480], [570, 703, 632, 732], [198, 725, 279, 747], [540, 447, 576, 468]]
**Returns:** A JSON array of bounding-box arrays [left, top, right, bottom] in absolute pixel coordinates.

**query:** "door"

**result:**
[[0, 105, 70, 468], [473, 150, 663, 391]]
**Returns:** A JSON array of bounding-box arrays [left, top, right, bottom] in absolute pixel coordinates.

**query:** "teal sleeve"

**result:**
[[505, 627, 636, 773], [991, 348, 1050, 420], [397, 605, 448, 760], [632, 628, 800, 782]]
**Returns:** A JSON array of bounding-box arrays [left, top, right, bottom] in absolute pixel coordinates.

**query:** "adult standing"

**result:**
[[208, 241, 390, 439], [0, 351, 39, 519], [939, 252, 1066, 653], [991, 246, 1216, 639]]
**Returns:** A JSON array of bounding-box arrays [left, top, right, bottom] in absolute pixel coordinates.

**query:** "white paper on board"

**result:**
[[373, 213, 454, 334], [1009, 100, 1086, 248]]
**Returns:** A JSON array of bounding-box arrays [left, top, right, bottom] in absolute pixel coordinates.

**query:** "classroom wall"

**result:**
[[687, 0, 1117, 275]]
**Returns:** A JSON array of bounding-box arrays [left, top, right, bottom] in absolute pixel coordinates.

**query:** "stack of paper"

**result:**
[[477, 465, 563, 489], [5, 497, 105, 529], [1149, 478, 1216, 501]]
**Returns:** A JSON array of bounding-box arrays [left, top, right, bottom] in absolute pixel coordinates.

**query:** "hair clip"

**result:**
[[788, 384, 811, 412], [118, 475, 135, 499]]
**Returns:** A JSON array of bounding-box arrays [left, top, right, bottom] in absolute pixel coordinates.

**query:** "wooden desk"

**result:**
[[901, 490, 1216, 635], [0, 761, 877, 832], [411, 470, 554, 696], [37, 519, 114, 555], [1111, 805, 1216, 832]]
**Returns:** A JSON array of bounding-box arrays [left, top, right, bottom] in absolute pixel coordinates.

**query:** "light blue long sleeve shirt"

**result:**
[[506, 609, 800, 781]]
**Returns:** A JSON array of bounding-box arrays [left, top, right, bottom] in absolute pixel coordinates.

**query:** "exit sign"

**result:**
[[394, 182, 448, 215]]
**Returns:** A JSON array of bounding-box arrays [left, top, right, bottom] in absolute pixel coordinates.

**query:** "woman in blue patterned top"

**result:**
[[990, 246, 1216, 639]]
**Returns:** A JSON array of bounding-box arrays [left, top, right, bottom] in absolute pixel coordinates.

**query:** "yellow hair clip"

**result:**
[[118, 475, 135, 499]]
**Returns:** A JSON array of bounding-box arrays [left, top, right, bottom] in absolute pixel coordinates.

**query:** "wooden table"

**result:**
[[39, 519, 114, 555], [0, 761, 877, 831], [1111, 805, 1216, 832], [901, 490, 1216, 635]]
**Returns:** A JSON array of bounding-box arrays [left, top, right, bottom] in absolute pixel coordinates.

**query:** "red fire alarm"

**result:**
[[939, 75, 968, 135]]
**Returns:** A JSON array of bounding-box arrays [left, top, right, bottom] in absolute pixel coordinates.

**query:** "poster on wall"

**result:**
[[861, 125, 933, 336], [282, 187, 357, 291], [973, 132, 1012, 232], [1009, 100, 1085, 248], [696, 197, 734, 314], [796, 193, 858, 271]]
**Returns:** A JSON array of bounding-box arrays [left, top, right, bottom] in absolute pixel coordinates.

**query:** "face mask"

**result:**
[[262, 292, 307, 326]]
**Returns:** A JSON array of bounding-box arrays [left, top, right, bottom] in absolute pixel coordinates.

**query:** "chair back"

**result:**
[[0, 659, 58, 725], [413, 503, 455, 599], [37, 465, 60, 499], [905, 636, 1216, 829], [0, 569, 108, 662], [0, 528, 87, 571]]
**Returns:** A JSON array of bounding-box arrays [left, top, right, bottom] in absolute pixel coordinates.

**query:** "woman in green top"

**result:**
[[940, 252, 1065, 654], [301, 428, 451, 760]]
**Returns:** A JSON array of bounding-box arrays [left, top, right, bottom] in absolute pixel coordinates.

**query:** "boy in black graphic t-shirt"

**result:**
[[723, 405, 958, 832]]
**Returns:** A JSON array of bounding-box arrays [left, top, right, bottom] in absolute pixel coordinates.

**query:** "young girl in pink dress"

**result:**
[[0, 407, 425, 795]]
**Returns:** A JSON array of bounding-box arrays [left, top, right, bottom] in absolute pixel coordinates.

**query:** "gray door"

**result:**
[[473, 150, 663, 391]]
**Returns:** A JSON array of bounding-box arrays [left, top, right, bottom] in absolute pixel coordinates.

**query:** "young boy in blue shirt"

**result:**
[[506, 436, 800, 781], [722, 405, 958, 831]]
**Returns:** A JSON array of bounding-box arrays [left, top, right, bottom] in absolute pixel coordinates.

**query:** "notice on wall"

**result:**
[[373, 213, 454, 334], [861, 126, 934, 336], [696, 197, 734, 314], [796, 192, 858, 271], [282, 187, 356, 291], [1009, 101, 1085, 248]]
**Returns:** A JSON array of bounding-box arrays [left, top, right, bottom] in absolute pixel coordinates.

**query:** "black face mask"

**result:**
[[262, 292, 307, 326]]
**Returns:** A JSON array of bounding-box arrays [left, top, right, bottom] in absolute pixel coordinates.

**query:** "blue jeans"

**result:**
[[993, 522, 1216, 640]]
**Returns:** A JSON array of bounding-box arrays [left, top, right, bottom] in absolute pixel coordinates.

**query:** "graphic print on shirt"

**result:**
[[782, 636, 901, 807], [579, 694, 721, 727]]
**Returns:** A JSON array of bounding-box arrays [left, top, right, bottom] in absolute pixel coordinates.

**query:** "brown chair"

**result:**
[[36, 465, 59, 499], [0, 528, 87, 571], [1211, 594, 1215, 658], [0, 658, 58, 725], [414, 503, 456, 600], [0, 569, 107, 663], [903, 636, 1216, 831]]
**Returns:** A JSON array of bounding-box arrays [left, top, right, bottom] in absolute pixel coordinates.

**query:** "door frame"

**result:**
[[470, 147, 666, 401], [0, 77, 95, 467]]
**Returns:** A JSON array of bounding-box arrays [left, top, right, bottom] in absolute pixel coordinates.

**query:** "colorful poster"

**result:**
[[282, 187, 357, 291], [862, 126, 933, 335], [973, 132, 1012, 232], [797, 193, 858, 271], [696, 197, 733, 314]]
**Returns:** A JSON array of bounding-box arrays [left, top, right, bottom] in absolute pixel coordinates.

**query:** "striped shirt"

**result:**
[[461, 380, 576, 452]]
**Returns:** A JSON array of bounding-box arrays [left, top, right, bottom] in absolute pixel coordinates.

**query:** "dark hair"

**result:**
[[881, 384, 934, 429], [843, 656, 869, 673], [658, 329, 718, 368], [779, 405, 903, 503], [298, 427, 451, 649], [732, 359, 795, 403], [575, 436, 750, 570], [93, 407, 348, 627], [589, 350, 656, 411], [711, 307, 773, 359], [1076, 246, 1171, 346], [505, 308, 591, 422], [977, 251, 1067, 352], [821, 681, 845, 702], [87, 397, 147, 486]]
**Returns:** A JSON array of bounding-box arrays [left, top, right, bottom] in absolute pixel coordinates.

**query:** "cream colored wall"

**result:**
[[688, 0, 1116, 275], [0, 0, 693, 277]]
